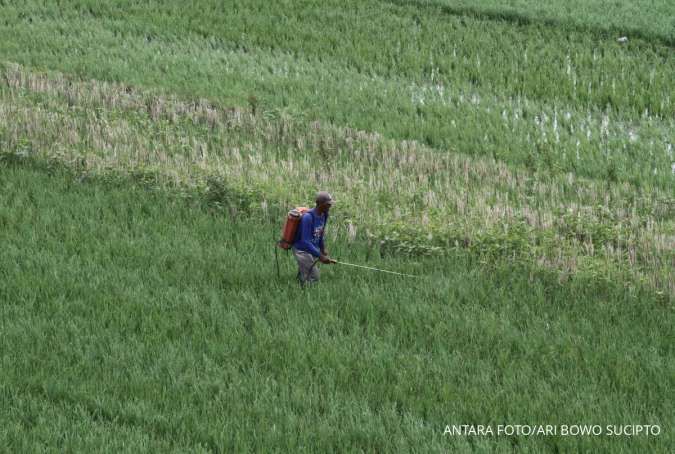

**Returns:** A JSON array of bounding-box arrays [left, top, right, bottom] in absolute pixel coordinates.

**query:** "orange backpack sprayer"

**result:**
[[274, 207, 309, 279], [277, 207, 310, 249]]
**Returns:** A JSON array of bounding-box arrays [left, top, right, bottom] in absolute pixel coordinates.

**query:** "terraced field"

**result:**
[[0, 0, 673, 451], [2, 63, 672, 295]]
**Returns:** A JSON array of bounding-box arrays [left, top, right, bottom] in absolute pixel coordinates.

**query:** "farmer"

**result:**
[[292, 191, 336, 284]]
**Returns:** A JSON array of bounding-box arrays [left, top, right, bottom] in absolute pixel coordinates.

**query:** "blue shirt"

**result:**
[[293, 208, 327, 257]]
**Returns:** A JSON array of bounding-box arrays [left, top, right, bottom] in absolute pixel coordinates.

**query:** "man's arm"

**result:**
[[318, 217, 334, 263]]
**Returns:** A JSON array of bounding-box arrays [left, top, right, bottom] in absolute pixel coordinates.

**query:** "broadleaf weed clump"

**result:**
[[203, 176, 265, 218]]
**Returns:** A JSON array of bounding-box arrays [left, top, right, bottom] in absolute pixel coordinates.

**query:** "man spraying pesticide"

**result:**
[[277, 191, 419, 284], [278, 191, 336, 285]]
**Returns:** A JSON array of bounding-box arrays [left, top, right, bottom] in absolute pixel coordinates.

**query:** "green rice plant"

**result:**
[[397, 0, 675, 45], [1, 2, 673, 450], [0, 160, 672, 452], [0, 1, 672, 188], [1, 63, 672, 296]]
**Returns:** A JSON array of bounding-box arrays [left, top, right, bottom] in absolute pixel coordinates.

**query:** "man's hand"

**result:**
[[319, 254, 335, 264]]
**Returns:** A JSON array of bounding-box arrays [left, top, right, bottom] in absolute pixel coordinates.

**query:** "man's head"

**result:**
[[315, 191, 334, 214]]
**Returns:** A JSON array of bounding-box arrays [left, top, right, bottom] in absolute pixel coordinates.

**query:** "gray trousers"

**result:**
[[293, 248, 320, 284]]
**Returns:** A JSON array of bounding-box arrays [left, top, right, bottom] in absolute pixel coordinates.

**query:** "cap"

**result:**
[[315, 191, 335, 206]]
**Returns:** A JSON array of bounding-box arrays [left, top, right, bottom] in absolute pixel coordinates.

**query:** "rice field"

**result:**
[[1, 63, 672, 295], [0, 0, 673, 451], [1, 1, 673, 187], [1, 156, 672, 453]]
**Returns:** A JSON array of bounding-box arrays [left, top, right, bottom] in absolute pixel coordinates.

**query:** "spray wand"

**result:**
[[330, 259, 420, 278]]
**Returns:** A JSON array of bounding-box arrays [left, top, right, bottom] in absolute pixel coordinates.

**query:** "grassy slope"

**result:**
[[393, 0, 675, 45], [0, 0, 673, 451], [0, 1, 673, 188], [2, 62, 672, 296], [0, 159, 672, 452]]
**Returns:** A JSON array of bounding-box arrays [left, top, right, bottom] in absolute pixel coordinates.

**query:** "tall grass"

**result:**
[[0, 1, 673, 187], [1, 63, 672, 296], [1, 161, 672, 452], [1, 1, 674, 450], [392, 0, 675, 45]]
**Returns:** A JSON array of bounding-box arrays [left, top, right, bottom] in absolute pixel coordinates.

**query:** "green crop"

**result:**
[[1, 63, 672, 295], [0, 1, 673, 187], [1, 0, 674, 450], [1, 160, 672, 452]]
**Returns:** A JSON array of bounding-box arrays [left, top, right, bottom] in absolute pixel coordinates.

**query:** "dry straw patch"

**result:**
[[1, 63, 672, 295]]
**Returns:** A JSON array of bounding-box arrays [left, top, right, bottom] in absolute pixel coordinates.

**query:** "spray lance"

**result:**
[[275, 246, 420, 280], [310, 257, 420, 279], [329, 259, 420, 278]]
